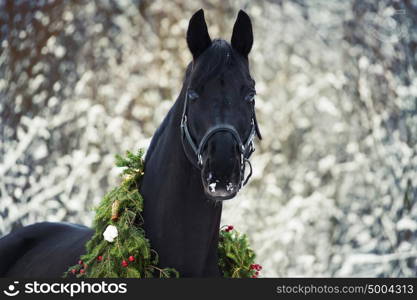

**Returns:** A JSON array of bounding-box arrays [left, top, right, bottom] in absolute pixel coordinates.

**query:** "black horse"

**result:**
[[0, 9, 261, 277]]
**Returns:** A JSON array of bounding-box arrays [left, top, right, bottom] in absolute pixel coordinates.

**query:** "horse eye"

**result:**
[[245, 92, 255, 103], [188, 90, 199, 101]]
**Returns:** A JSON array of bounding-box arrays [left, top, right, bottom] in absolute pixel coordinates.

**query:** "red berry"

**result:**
[[78, 260, 83, 265], [251, 275, 257, 278], [97, 256, 103, 261], [71, 269, 77, 275], [228, 225, 234, 231], [121, 260, 128, 267], [250, 264, 255, 270], [128, 256, 135, 262], [255, 271, 259, 276], [79, 269, 85, 274]]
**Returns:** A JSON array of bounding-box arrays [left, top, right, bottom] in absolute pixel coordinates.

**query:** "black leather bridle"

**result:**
[[180, 88, 262, 189]]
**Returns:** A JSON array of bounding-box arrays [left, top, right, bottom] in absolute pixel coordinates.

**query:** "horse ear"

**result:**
[[231, 10, 253, 58], [187, 9, 212, 60]]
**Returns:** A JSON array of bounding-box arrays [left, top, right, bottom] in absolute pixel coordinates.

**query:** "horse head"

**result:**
[[181, 9, 262, 201]]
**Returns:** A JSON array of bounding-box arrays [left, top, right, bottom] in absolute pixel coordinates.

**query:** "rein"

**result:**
[[180, 87, 261, 189]]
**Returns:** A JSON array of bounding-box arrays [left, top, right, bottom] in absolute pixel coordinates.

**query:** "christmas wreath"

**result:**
[[63, 149, 262, 278]]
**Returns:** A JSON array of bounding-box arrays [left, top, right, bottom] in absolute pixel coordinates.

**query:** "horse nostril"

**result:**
[[226, 182, 235, 192], [209, 182, 217, 193], [206, 171, 213, 183]]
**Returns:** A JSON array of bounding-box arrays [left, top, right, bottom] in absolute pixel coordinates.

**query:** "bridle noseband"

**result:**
[[180, 88, 261, 189]]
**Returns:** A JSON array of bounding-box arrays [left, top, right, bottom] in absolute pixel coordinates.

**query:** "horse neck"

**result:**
[[140, 91, 222, 276]]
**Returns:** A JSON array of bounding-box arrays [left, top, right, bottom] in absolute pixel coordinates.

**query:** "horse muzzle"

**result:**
[[200, 132, 242, 201], [201, 168, 240, 201]]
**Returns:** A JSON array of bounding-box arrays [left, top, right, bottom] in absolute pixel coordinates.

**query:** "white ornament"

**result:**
[[103, 225, 118, 242]]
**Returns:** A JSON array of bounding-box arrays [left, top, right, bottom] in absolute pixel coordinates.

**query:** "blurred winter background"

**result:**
[[1, 0, 417, 277]]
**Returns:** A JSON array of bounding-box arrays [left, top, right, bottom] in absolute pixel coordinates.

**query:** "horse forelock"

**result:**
[[189, 39, 253, 90]]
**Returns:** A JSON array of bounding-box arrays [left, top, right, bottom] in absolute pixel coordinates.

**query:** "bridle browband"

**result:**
[[180, 87, 262, 189]]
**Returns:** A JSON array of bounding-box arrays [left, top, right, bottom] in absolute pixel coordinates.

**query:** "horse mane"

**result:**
[[144, 108, 172, 164]]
